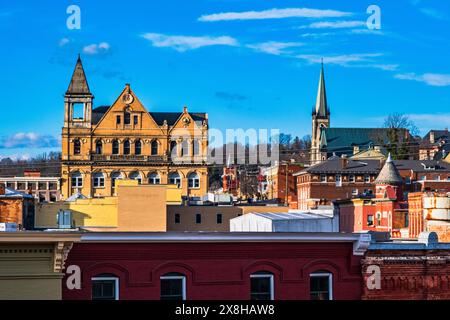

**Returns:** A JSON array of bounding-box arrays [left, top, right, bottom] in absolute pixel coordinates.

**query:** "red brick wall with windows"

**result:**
[[62, 241, 363, 300]]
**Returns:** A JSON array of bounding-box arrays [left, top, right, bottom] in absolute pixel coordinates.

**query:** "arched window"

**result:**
[[92, 172, 105, 188], [95, 140, 103, 154], [310, 271, 333, 300], [112, 140, 119, 155], [250, 271, 274, 300], [111, 171, 122, 194], [193, 140, 201, 156], [124, 112, 131, 125], [123, 140, 131, 155], [168, 172, 181, 188], [180, 140, 189, 157], [71, 171, 83, 188], [92, 273, 119, 300], [170, 141, 177, 157], [129, 171, 141, 184], [151, 140, 159, 155], [135, 140, 142, 155], [187, 172, 200, 189], [160, 273, 186, 300], [148, 172, 161, 184], [73, 139, 81, 155]]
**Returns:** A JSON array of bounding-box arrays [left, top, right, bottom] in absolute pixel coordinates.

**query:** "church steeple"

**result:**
[[66, 54, 91, 95], [314, 60, 329, 118]]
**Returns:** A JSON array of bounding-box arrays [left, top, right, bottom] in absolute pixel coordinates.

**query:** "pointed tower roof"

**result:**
[[375, 153, 403, 185], [66, 55, 91, 95], [314, 61, 328, 117]]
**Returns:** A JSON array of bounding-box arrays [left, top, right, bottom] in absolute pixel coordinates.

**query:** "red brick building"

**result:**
[[295, 156, 450, 210], [362, 232, 450, 300], [0, 185, 35, 230], [336, 154, 408, 238], [62, 232, 369, 300], [261, 162, 303, 206]]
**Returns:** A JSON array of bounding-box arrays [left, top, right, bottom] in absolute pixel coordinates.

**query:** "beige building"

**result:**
[[167, 205, 289, 232], [0, 232, 80, 300], [61, 56, 209, 201]]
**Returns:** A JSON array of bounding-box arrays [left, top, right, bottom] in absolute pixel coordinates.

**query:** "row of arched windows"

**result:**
[[73, 139, 202, 156], [91, 270, 333, 300], [70, 171, 200, 189]]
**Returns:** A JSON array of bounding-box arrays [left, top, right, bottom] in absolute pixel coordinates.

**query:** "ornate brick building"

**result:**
[[61, 56, 209, 200]]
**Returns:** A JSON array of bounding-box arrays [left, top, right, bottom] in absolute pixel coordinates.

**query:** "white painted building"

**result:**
[[230, 207, 339, 232]]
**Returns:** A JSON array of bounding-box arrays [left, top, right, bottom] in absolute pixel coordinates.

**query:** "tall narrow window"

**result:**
[[180, 140, 189, 157], [160, 273, 186, 300], [170, 141, 177, 157], [133, 115, 138, 125], [195, 213, 202, 224], [93, 172, 105, 188], [335, 174, 342, 187], [124, 140, 131, 155], [188, 172, 200, 189], [310, 272, 332, 300], [112, 140, 119, 155], [216, 213, 223, 224], [92, 274, 119, 300], [95, 140, 103, 154], [193, 140, 201, 156], [116, 115, 121, 125], [148, 173, 161, 184], [73, 139, 81, 155], [124, 112, 131, 125], [151, 140, 159, 155], [135, 140, 142, 155], [174, 213, 181, 224], [250, 272, 274, 300]]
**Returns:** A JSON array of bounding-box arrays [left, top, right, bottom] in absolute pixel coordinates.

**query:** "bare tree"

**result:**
[[383, 113, 419, 160]]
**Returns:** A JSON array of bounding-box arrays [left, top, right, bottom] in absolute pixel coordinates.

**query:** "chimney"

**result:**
[[374, 146, 381, 152], [430, 131, 435, 144], [353, 146, 360, 155], [340, 154, 348, 169], [0, 184, 5, 195]]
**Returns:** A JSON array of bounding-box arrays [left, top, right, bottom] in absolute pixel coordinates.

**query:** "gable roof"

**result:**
[[320, 128, 400, 156], [91, 106, 207, 126]]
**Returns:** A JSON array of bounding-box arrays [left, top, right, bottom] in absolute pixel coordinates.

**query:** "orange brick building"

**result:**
[[0, 185, 35, 230]]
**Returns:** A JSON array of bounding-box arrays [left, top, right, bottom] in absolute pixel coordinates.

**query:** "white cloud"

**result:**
[[0, 133, 60, 149], [349, 29, 384, 35], [300, 32, 335, 38], [141, 33, 238, 52], [59, 38, 70, 47], [394, 73, 450, 87], [247, 41, 303, 56], [299, 20, 366, 29], [199, 8, 352, 22], [83, 42, 111, 55], [420, 8, 445, 19], [297, 53, 383, 66]]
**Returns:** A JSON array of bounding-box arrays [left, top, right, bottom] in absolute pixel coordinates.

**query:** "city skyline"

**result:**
[[1, 0, 450, 159]]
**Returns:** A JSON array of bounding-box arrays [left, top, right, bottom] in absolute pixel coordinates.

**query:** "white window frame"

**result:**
[[160, 275, 186, 300], [188, 173, 200, 189], [310, 272, 333, 300], [250, 274, 274, 300], [71, 173, 83, 188], [91, 276, 119, 300], [148, 173, 161, 184], [320, 174, 327, 183], [169, 173, 182, 188], [364, 174, 371, 183], [349, 174, 355, 183], [92, 173, 105, 188]]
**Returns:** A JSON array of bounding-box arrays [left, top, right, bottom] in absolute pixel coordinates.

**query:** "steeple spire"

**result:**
[[314, 61, 328, 117], [66, 55, 91, 95]]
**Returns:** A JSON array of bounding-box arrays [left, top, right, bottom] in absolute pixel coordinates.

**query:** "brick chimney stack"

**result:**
[[340, 154, 348, 169], [24, 170, 41, 178]]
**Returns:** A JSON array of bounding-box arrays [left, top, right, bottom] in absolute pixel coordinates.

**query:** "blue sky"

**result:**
[[1, 0, 450, 159]]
